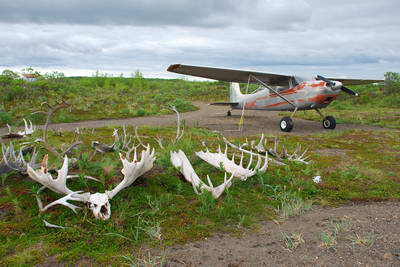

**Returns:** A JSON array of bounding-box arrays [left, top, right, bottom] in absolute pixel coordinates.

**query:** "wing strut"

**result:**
[[249, 74, 297, 108]]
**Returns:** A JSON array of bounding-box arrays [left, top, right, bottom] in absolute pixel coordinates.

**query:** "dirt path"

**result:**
[[155, 201, 400, 267], [0, 102, 389, 137]]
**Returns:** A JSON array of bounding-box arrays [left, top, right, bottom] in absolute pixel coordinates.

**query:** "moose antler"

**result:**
[[196, 144, 268, 181], [268, 137, 311, 164], [171, 150, 234, 199], [222, 136, 285, 166], [26, 155, 96, 212], [106, 144, 155, 199], [17, 119, 36, 136], [2, 143, 39, 173]]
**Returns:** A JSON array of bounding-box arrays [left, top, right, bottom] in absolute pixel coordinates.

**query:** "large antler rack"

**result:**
[[106, 144, 156, 199], [171, 150, 234, 199], [196, 144, 268, 181]]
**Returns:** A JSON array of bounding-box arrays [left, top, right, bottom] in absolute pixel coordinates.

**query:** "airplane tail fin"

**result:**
[[229, 82, 243, 102]]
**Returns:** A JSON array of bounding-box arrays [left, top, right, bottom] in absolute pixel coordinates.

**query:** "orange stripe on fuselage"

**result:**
[[262, 93, 338, 109], [255, 81, 326, 102]]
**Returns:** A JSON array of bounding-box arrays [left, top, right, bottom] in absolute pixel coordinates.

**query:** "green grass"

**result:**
[[0, 74, 229, 127], [0, 125, 399, 265]]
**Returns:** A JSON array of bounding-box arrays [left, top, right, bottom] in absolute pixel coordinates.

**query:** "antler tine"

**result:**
[[253, 153, 262, 170], [218, 145, 222, 154], [258, 153, 269, 172], [224, 144, 228, 155], [6, 124, 12, 134], [206, 175, 214, 188], [231, 153, 235, 163], [246, 151, 253, 169], [38, 191, 85, 213], [239, 152, 244, 167]]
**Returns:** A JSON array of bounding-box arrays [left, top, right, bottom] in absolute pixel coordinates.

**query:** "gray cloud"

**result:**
[[0, 0, 310, 30], [0, 0, 399, 79]]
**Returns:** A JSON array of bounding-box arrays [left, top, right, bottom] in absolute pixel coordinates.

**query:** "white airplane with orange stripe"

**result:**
[[167, 64, 383, 132]]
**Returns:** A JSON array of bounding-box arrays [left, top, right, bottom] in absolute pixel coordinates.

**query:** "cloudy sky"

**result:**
[[0, 0, 398, 79]]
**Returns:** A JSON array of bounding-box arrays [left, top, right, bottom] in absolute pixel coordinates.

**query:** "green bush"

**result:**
[[0, 111, 12, 124]]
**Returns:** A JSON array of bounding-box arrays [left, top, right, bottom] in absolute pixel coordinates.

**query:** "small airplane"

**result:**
[[167, 64, 383, 132]]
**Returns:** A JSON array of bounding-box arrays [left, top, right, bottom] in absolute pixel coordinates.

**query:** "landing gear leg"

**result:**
[[227, 110, 232, 116], [315, 109, 336, 129]]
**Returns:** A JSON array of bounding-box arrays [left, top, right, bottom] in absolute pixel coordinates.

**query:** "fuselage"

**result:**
[[233, 80, 342, 111]]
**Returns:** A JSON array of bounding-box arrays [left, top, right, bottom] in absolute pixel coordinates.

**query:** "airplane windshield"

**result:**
[[294, 75, 314, 83]]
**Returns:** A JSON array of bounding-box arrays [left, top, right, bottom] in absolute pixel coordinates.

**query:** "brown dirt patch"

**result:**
[[1, 102, 392, 138], [149, 202, 400, 267]]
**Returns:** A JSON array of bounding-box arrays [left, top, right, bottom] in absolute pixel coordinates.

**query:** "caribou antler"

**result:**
[[170, 150, 234, 199], [196, 144, 268, 181]]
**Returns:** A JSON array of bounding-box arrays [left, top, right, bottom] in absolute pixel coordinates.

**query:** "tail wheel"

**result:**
[[227, 110, 231, 116], [280, 116, 294, 132], [322, 116, 336, 129]]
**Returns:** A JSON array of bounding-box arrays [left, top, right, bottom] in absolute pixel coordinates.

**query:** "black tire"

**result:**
[[280, 116, 294, 132], [227, 110, 232, 116], [322, 116, 336, 129]]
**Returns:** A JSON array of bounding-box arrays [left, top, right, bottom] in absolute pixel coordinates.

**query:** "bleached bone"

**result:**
[[27, 155, 75, 195], [222, 136, 285, 166], [106, 144, 155, 199], [196, 145, 268, 181], [153, 136, 165, 149], [255, 134, 267, 153], [36, 191, 85, 213], [170, 150, 234, 199], [17, 119, 36, 136], [284, 143, 310, 164], [27, 146, 155, 220], [2, 143, 39, 173], [268, 138, 310, 164], [43, 219, 66, 229], [89, 144, 156, 220], [170, 105, 184, 144]]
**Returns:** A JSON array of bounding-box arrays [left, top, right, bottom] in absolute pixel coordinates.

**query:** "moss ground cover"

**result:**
[[0, 125, 399, 265]]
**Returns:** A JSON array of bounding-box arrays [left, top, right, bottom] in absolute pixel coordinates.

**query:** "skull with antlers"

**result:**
[[26, 145, 156, 220]]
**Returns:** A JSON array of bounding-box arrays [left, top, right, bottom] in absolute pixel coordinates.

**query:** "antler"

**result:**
[[2, 143, 39, 173], [170, 150, 234, 199], [222, 136, 285, 166], [196, 144, 268, 181], [27, 154, 73, 195], [17, 119, 36, 136], [26, 155, 95, 212], [106, 144, 156, 199]]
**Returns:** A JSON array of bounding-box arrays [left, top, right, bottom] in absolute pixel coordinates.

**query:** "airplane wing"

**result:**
[[167, 64, 293, 86], [326, 78, 383, 85]]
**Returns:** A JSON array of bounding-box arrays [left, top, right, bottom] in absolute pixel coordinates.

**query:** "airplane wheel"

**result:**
[[227, 110, 231, 116], [322, 116, 336, 129], [280, 117, 294, 132]]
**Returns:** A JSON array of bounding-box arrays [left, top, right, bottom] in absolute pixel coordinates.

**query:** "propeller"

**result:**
[[316, 75, 359, 96]]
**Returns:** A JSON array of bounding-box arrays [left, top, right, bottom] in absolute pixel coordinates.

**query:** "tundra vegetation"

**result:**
[[0, 68, 399, 128], [0, 69, 399, 265]]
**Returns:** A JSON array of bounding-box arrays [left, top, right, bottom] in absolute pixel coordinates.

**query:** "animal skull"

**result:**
[[88, 193, 111, 220]]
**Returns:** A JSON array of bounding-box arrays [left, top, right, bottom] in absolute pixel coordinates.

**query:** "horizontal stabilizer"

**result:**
[[210, 102, 239, 106]]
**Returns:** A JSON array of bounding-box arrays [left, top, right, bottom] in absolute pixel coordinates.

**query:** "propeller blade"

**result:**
[[341, 86, 359, 96], [316, 75, 335, 87]]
